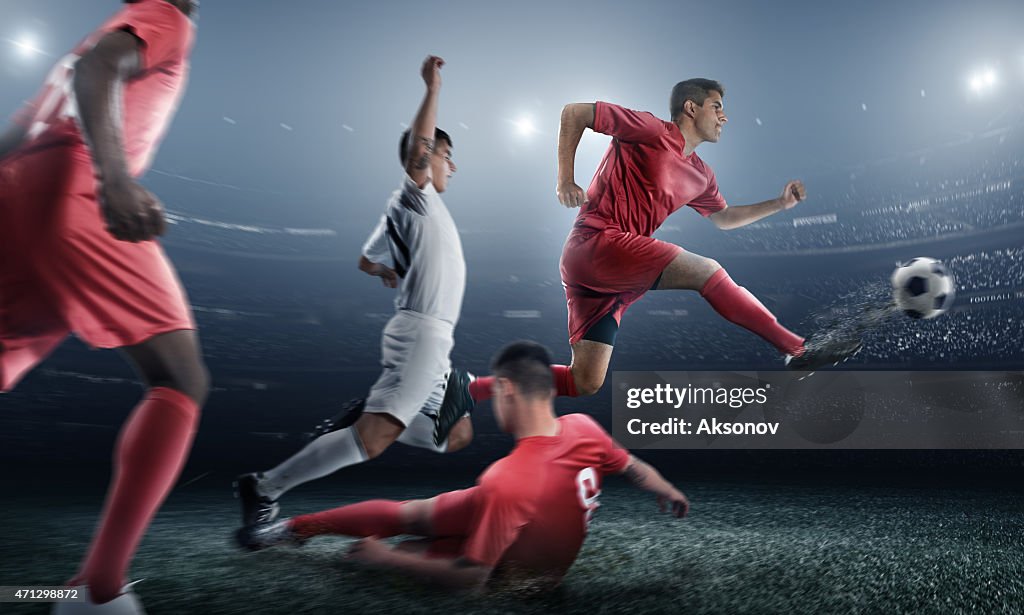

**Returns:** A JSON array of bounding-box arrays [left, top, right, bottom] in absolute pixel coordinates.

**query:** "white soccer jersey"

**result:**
[[362, 175, 466, 326]]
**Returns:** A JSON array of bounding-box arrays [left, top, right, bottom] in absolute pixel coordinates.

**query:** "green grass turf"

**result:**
[[1, 478, 1021, 614]]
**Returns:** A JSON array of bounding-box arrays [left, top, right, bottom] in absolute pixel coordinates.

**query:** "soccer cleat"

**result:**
[[785, 335, 864, 371], [310, 398, 366, 440], [433, 368, 475, 447], [52, 585, 144, 614], [234, 518, 306, 552], [234, 472, 279, 526]]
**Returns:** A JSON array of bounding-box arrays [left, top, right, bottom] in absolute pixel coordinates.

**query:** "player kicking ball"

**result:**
[[236, 341, 689, 593], [235, 56, 475, 529], [436, 79, 862, 426], [0, 1, 204, 613]]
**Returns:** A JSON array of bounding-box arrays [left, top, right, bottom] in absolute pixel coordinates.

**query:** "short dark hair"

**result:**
[[490, 341, 554, 399], [669, 78, 725, 121], [399, 128, 452, 166]]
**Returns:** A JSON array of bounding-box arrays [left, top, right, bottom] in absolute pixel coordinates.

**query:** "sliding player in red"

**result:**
[[433, 80, 861, 437], [0, 1, 203, 612], [236, 341, 688, 592]]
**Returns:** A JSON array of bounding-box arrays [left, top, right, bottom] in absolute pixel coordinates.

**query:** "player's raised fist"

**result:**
[[779, 180, 806, 210], [421, 55, 444, 90], [99, 177, 167, 242], [557, 181, 587, 208]]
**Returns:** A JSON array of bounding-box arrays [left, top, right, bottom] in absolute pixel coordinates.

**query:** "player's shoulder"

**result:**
[[558, 413, 607, 436], [119, 0, 191, 30], [392, 173, 439, 215]]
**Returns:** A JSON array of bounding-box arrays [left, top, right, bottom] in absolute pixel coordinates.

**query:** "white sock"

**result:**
[[396, 411, 448, 453], [260, 427, 368, 500]]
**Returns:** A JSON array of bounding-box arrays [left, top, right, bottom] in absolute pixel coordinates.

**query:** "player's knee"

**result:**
[[161, 357, 210, 407], [356, 414, 403, 459], [399, 499, 433, 535], [445, 417, 473, 453], [575, 371, 606, 396]]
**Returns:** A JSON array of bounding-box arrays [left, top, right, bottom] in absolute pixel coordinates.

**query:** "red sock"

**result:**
[[468, 376, 494, 402], [700, 269, 805, 355], [469, 365, 579, 402], [290, 499, 404, 539], [551, 364, 579, 397], [72, 387, 199, 604]]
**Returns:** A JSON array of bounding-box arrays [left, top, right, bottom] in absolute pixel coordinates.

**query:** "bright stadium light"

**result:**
[[968, 67, 999, 94], [11, 34, 42, 57], [515, 116, 536, 136]]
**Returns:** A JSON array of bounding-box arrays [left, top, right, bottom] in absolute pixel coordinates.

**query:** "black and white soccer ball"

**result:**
[[890, 257, 955, 319]]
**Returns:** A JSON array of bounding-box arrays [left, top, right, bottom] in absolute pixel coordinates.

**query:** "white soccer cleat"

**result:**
[[51, 585, 144, 615]]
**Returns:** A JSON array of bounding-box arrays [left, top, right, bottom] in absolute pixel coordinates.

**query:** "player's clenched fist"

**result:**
[[779, 179, 807, 210], [421, 55, 444, 91], [99, 177, 167, 242], [557, 181, 587, 208]]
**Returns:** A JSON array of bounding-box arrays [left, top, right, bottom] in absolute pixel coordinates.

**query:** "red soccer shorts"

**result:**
[[559, 224, 682, 345], [424, 487, 479, 558], [0, 145, 194, 391]]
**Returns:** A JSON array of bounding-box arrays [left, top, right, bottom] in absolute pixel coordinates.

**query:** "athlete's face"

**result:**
[[430, 142, 456, 193], [693, 91, 727, 143]]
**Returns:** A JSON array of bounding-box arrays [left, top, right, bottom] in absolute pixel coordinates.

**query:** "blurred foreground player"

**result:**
[[235, 56, 474, 528], [236, 341, 688, 593], [440, 80, 861, 422], [0, 1, 204, 613]]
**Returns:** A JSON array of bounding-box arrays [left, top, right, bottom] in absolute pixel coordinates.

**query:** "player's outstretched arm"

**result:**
[[358, 255, 398, 288], [620, 455, 689, 518], [709, 180, 807, 230], [74, 30, 166, 243], [556, 103, 595, 208], [346, 537, 490, 591], [0, 123, 28, 162], [405, 55, 444, 189]]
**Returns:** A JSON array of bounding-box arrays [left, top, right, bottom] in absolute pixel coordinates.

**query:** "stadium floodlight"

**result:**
[[968, 67, 998, 94], [10, 34, 42, 57], [515, 116, 536, 136]]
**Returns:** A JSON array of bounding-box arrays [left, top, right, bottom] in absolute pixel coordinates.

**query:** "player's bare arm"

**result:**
[[0, 123, 28, 162], [405, 55, 444, 188], [346, 536, 490, 591], [556, 103, 596, 208], [621, 455, 690, 518], [74, 29, 167, 243], [358, 255, 398, 288], [709, 180, 807, 230]]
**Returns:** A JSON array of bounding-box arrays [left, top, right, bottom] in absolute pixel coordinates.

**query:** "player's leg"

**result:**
[[462, 316, 614, 403], [68, 330, 206, 604], [655, 250, 806, 356], [0, 150, 71, 391]]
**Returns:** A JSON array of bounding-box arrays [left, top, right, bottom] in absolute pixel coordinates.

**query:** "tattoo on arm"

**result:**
[[413, 136, 435, 170], [623, 460, 652, 489]]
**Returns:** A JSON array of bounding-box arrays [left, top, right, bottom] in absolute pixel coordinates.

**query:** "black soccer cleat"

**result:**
[[311, 398, 367, 440], [234, 472, 280, 526], [433, 368, 476, 447], [785, 335, 864, 371], [234, 518, 306, 552]]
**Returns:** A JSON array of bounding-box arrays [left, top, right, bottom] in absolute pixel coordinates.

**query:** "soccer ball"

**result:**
[[891, 257, 955, 319]]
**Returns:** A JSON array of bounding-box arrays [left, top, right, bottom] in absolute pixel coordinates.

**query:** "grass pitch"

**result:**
[[1, 477, 1021, 614]]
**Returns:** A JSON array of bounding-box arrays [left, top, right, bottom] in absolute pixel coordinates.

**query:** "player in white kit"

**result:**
[[235, 56, 475, 530]]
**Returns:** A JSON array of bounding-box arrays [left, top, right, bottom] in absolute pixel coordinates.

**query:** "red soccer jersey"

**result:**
[[12, 0, 194, 177], [576, 101, 728, 237], [462, 413, 631, 588]]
